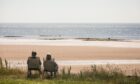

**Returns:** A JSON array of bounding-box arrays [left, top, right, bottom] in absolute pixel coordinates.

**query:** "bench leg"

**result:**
[[27, 70, 32, 78]]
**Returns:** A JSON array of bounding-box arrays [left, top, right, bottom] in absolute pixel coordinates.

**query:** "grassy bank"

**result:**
[[0, 58, 140, 84]]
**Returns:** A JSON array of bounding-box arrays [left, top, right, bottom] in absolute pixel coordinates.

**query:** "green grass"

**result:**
[[0, 75, 139, 84], [0, 78, 106, 84], [0, 58, 140, 84]]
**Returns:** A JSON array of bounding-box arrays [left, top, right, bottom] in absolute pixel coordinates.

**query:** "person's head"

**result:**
[[32, 51, 37, 58], [46, 54, 51, 60]]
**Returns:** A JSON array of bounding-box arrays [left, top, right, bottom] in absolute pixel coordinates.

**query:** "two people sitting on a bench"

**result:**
[[27, 51, 58, 78]]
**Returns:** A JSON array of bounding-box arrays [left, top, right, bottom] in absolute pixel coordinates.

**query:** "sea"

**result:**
[[0, 23, 140, 40]]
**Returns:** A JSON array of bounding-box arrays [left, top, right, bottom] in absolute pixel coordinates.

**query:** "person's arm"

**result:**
[[43, 61, 46, 67], [27, 58, 29, 64], [37, 57, 41, 65], [54, 62, 58, 71]]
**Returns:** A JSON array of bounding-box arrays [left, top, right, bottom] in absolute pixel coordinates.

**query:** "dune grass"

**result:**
[[0, 57, 140, 84]]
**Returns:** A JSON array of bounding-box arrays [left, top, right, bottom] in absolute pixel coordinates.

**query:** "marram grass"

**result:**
[[0, 58, 140, 84]]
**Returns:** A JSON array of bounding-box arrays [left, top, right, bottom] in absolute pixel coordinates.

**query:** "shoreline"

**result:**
[[1, 36, 140, 41], [0, 38, 140, 48]]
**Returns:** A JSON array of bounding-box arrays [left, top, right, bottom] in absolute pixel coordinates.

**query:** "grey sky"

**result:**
[[0, 0, 140, 23]]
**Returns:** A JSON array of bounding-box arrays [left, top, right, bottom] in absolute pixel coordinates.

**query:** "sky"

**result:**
[[0, 0, 140, 23]]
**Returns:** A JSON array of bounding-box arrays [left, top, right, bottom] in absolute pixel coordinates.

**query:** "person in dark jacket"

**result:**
[[27, 51, 42, 77], [43, 54, 58, 78]]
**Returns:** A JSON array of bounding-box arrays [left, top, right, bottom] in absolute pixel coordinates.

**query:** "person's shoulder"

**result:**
[[51, 60, 56, 63], [28, 57, 32, 59], [36, 57, 40, 59], [51, 60, 57, 64], [36, 57, 41, 60]]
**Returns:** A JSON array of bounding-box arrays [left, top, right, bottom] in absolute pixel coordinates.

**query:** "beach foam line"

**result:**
[[6, 60, 140, 68], [0, 38, 140, 48]]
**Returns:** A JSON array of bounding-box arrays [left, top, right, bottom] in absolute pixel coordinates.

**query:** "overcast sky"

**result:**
[[0, 0, 140, 23]]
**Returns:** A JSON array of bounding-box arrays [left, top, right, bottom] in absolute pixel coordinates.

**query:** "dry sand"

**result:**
[[0, 45, 140, 60], [0, 39, 140, 75]]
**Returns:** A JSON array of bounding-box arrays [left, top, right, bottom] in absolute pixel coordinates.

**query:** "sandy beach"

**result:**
[[1, 45, 140, 60], [0, 38, 140, 75], [0, 38, 140, 60]]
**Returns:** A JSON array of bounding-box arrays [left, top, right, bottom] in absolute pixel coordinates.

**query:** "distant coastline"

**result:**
[[0, 35, 129, 42]]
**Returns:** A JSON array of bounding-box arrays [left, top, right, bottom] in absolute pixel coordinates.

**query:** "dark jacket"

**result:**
[[43, 60, 58, 72], [27, 57, 41, 69]]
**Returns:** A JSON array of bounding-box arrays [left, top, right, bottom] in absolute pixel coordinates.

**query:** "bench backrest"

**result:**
[[44, 60, 56, 72], [28, 57, 41, 69]]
